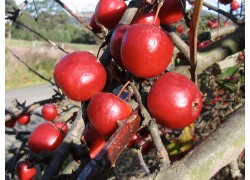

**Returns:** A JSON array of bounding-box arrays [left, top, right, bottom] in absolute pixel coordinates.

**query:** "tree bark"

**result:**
[[140, 105, 245, 180]]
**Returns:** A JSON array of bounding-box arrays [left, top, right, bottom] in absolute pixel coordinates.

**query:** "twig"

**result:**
[[5, 130, 31, 135], [5, 97, 63, 122], [203, 1, 244, 26], [54, 0, 103, 41], [116, 81, 130, 97], [137, 148, 151, 175], [7, 48, 55, 86], [189, 0, 203, 84], [130, 81, 170, 166], [5, 0, 32, 21], [13, 21, 69, 54], [130, 81, 151, 127]]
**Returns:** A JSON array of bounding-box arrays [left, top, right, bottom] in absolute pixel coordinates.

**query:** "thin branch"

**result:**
[[7, 48, 55, 86], [5, 97, 63, 122], [5, 130, 31, 135], [54, 0, 103, 41], [130, 81, 171, 167], [130, 81, 151, 127], [203, 1, 244, 26], [189, 0, 204, 84], [137, 148, 151, 175], [13, 21, 69, 54]]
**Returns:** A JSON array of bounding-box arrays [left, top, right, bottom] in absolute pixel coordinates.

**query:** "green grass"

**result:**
[[6, 39, 100, 89]]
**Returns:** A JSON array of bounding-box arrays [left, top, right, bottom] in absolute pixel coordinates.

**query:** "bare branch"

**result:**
[[54, 0, 103, 41], [203, 2, 244, 26], [7, 48, 55, 86], [13, 21, 69, 54]]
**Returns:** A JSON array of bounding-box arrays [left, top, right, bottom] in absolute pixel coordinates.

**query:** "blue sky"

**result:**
[[14, 0, 232, 13]]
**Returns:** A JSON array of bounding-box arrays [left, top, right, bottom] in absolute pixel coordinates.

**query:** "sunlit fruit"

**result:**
[[110, 25, 130, 68], [87, 92, 132, 138], [28, 122, 66, 153], [121, 24, 174, 78], [95, 0, 127, 30], [147, 72, 203, 129], [54, 51, 107, 101], [42, 104, 58, 121], [159, 0, 186, 25], [16, 160, 36, 180]]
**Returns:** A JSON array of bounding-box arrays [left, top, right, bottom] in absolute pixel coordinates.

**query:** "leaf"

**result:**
[[216, 65, 240, 81]]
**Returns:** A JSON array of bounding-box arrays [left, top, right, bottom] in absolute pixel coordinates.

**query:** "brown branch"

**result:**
[[13, 21, 69, 54], [173, 25, 245, 78], [77, 112, 141, 179], [5, 97, 63, 122], [130, 81, 170, 167], [137, 148, 151, 175], [7, 48, 55, 86], [203, 1, 244, 26], [54, 0, 103, 41], [140, 105, 245, 180], [41, 107, 85, 180], [130, 81, 151, 127], [189, 0, 203, 84]]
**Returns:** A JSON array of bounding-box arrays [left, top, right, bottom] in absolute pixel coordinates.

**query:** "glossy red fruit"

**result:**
[[54, 51, 107, 101], [131, 11, 160, 26], [28, 122, 66, 153], [147, 72, 203, 129], [176, 25, 184, 33], [95, 0, 127, 30], [42, 104, 58, 121], [16, 160, 36, 180], [219, 0, 233, 5], [121, 24, 174, 78], [89, 13, 102, 33], [159, 0, 186, 25], [87, 92, 132, 138], [207, 20, 219, 29], [230, 1, 239, 11], [54, 121, 68, 135], [82, 127, 106, 158], [17, 114, 31, 125], [110, 25, 130, 68], [5, 109, 16, 127]]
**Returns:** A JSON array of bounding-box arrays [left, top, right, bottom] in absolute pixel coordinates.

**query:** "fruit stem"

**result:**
[[116, 81, 130, 98]]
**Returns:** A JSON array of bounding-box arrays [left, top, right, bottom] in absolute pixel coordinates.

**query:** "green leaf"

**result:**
[[216, 65, 240, 81]]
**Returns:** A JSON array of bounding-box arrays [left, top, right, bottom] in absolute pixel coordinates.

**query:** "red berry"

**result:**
[[16, 160, 36, 180], [89, 13, 102, 33], [110, 25, 130, 68], [87, 92, 132, 138], [17, 114, 31, 125], [54, 51, 107, 101], [95, 0, 127, 30], [159, 0, 186, 25], [230, 1, 239, 11], [28, 122, 66, 153], [121, 24, 174, 78], [147, 72, 203, 129], [41, 104, 58, 121], [176, 25, 184, 33], [131, 11, 160, 26], [208, 20, 219, 29]]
